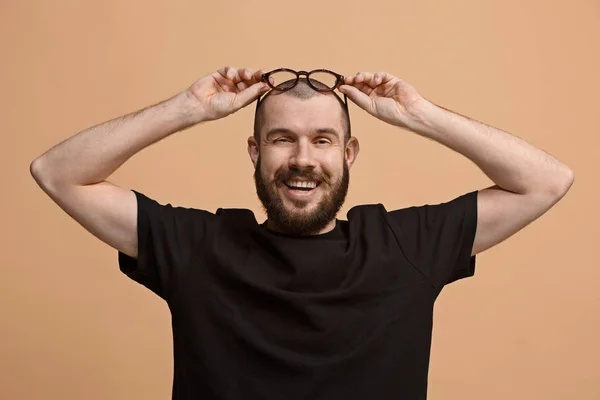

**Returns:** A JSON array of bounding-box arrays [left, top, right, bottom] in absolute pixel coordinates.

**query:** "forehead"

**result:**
[[260, 94, 344, 136]]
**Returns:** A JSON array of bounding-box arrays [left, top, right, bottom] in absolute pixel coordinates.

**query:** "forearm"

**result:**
[[406, 99, 574, 196], [30, 91, 199, 187]]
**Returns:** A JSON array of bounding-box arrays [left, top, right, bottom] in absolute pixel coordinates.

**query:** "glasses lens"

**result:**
[[308, 71, 338, 90], [267, 70, 297, 90]]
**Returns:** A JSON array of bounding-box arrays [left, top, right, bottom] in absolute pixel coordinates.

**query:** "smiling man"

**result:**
[[30, 66, 574, 400], [251, 78, 357, 236]]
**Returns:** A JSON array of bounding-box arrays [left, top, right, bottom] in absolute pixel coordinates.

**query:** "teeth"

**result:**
[[286, 180, 317, 189]]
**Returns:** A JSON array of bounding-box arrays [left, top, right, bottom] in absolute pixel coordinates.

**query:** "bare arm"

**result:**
[[30, 67, 269, 259], [30, 92, 199, 258], [407, 100, 574, 255], [31, 92, 199, 188], [340, 71, 574, 256]]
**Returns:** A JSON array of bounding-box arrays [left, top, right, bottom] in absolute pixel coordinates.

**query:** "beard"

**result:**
[[254, 157, 350, 236]]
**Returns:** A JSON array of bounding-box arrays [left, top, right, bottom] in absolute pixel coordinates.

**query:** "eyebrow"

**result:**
[[265, 127, 340, 138]]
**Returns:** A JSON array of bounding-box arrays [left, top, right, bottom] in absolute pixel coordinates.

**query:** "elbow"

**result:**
[[30, 156, 56, 192], [549, 167, 574, 198], [29, 157, 45, 184]]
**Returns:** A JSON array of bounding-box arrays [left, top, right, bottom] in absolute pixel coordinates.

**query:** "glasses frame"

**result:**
[[255, 68, 348, 110]]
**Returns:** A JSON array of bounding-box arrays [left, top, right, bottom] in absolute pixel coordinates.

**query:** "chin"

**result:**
[[284, 202, 318, 214], [282, 193, 323, 210]]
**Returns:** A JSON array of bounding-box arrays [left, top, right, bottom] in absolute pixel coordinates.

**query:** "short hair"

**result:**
[[253, 78, 351, 145]]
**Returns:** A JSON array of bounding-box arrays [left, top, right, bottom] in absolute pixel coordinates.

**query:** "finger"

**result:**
[[253, 69, 269, 85], [358, 72, 381, 89], [244, 68, 265, 86], [236, 68, 264, 91], [254, 69, 276, 87], [217, 66, 238, 81], [238, 68, 253, 82], [373, 72, 387, 86], [355, 72, 374, 85], [234, 68, 251, 91], [253, 69, 265, 81], [236, 78, 259, 91], [240, 68, 252, 81], [376, 72, 396, 87], [354, 83, 373, 96], [212, 70, 236, 91], [338, 84, 374, 114], [349, 81, 375, 96], [345, 73, 374, 94], [234, 82, 271, 109], [214, 67, 241, 92], [231, 69, 244, 84]]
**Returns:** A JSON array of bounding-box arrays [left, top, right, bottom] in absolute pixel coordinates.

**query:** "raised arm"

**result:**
[[339, 71, 574, 256], [30, 66, 269, 258]]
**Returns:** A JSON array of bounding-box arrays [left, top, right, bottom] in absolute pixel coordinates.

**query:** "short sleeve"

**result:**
[[118, 190, 218, 301], [385, 190, 478, 291]]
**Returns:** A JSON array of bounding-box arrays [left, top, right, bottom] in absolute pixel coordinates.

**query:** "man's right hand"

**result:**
[[31, 66, 271, 260], [185, 66, 270, 123]]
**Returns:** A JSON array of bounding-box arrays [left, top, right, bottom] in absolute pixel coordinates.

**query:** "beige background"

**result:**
[[2, 0, 598, 398]]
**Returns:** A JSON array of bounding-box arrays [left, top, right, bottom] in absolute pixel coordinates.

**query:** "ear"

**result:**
[[345, 137, 360, 169], [248, 136, 259, 168]]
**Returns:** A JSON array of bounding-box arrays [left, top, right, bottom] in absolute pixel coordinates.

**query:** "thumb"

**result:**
[[234, 82, 270, 110], [339, 85, 374, 113]]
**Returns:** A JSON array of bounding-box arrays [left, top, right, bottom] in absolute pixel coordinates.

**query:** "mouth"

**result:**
[[281, 179, 321, 198]]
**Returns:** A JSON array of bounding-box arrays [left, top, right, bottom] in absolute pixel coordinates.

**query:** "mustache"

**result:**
[[275, 169, 327, 184]]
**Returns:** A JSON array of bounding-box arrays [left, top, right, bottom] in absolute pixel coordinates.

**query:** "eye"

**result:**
[[316, 138, 331, 145], [275, 138, 291, 143]]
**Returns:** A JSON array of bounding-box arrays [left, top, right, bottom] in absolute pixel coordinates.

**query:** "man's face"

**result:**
[[250, 94, 356, 236]]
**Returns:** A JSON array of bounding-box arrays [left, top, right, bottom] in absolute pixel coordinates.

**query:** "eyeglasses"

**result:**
[[255, 68, 348, 110]]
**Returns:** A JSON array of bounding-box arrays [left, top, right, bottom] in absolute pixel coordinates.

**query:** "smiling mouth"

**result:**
[[284, 182, 321, 191]]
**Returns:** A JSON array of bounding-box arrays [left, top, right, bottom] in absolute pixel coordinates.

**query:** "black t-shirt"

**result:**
[[118, 190, 478, 400]]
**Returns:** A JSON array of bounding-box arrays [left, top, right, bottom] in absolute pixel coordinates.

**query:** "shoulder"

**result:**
[[214, 207, 260, 228], [385, 191, 478, 220], [133, 190, 219, 220], [346, 191, 478, 227], [132, 191, 262, 233], [345, 203, 387, 220]]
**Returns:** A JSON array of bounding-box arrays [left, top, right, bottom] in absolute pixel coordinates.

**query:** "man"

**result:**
[[30, 66, 574, 399]]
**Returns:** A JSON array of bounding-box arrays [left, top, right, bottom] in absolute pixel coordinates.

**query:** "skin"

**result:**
[[248, 93, 359, 236], [338, 71, 573, 256], [30, 66, 573, 260]]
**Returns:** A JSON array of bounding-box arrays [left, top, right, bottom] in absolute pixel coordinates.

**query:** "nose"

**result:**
[[288, 138, 317, 170]]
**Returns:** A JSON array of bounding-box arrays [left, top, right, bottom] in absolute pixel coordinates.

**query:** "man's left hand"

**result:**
[[339, 72, 426, 129]]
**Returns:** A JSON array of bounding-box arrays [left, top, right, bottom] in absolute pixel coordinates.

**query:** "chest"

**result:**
[[173, 232, 435, 343]]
